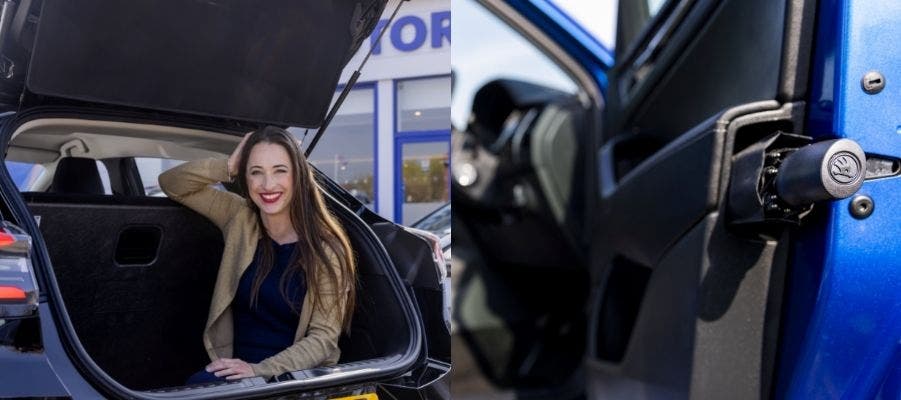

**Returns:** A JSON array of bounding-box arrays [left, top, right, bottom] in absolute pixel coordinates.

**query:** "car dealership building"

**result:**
[[296, 0, 450, 225]]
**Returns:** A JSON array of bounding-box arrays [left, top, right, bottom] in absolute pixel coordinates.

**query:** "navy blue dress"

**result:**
[[186, 240, 306, 384]]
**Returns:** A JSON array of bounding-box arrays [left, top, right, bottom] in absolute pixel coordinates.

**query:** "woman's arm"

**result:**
[[159, 132, 251, 230], [158, 158, 245, 230]]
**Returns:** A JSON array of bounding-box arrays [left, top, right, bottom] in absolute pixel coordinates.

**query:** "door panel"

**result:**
[[596, 115, 725, 267], [589, 102, 803, 399], [607, 0, 788, 143], [583, 0, 821, 396]]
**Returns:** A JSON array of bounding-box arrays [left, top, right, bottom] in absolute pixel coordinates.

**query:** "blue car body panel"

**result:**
[[0, 346, 69, 397], [779, 0, 901, 398], [0, 304, 105, 398]]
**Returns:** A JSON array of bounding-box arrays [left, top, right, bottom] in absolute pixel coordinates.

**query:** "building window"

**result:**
[[397, 76, 451, 132], [395, 76, 451, 224], [297, 86, 377, 209], [398, 139, 449, 224]]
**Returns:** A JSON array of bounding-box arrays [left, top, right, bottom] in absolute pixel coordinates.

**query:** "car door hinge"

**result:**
[[727, 131, 866, 228]]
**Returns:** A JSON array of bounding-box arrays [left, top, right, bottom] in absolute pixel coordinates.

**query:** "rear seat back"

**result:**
[[49, 157, 105, 194], [24, 193, 223, 390]]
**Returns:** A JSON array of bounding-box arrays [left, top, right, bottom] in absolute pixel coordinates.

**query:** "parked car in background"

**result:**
[[413, 202, 451, 239], [0, 1, 449, 399], [413, 201, 451, 291], [452, 0, 900, 399], [413, 201, 451, 265]]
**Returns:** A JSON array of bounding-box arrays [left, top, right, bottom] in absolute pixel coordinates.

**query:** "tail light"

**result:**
[[0, 221, 37, 317]]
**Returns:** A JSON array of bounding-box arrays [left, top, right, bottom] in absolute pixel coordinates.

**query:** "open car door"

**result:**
[[455, 0, 900, 398]]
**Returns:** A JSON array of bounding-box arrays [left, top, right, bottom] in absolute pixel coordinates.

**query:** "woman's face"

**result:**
[[245, 142, 294, 218]]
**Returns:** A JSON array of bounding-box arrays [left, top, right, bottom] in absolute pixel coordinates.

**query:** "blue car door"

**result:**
[[503, 0, 901, 399]]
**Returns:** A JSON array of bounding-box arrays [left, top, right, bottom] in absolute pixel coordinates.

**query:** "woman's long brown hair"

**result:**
[[236, 126, 355, 332]]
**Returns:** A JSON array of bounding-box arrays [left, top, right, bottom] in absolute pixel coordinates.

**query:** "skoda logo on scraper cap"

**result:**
[[828, 151, 861, 184]]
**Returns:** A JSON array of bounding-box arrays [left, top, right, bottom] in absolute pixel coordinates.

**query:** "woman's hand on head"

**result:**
[[206, 358, 255, 380], [227, 131, 253, 178]]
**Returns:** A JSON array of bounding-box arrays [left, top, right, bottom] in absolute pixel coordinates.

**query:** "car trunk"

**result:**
[[3, 116, 435, 396], [0, 0, 448, 395], [23, 193, 417, 391]]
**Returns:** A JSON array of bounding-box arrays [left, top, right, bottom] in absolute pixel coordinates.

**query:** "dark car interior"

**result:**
[[452, 78, 593, 393], [453, 0, 819, 398], [455, 79, 589, 269], [14, 148, 413, 390]]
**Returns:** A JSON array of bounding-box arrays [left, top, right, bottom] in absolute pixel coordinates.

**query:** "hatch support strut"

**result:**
[[305, 0, 408, 157]]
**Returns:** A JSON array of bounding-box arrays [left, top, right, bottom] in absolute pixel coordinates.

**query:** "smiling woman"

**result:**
[[245, 143, 295, 218], [160, 126, 357, 383]]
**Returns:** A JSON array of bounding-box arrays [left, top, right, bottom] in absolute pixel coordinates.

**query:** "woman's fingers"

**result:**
[[224, 370, 252, 380], [228, 132, 254, 178], [206, 358, 253, 379], [206, 358, 235, 372], [213, 368, 252, 380]]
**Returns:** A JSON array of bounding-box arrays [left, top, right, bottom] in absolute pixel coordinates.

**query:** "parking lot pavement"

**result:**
[[451, 334, 515, 400], [450, 234, 514, 400]]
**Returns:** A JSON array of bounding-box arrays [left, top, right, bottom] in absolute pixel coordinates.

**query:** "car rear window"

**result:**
[[4, 160, 113, 194], [135, 158, 186, 197], [4, 161, 46, 191]]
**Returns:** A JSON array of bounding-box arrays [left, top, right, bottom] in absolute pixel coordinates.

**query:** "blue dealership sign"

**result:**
[[370, 11, 450, 54]]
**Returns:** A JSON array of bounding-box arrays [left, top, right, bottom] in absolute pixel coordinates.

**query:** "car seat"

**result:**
[[49, 157, 104, 194]]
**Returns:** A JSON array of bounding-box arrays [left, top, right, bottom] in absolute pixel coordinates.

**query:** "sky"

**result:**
[[551, 0, 618, 50], [451, 0, 618, 129]]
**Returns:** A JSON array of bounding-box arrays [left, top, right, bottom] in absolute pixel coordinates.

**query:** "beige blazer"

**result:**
[[159, 158, 343, 379]]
